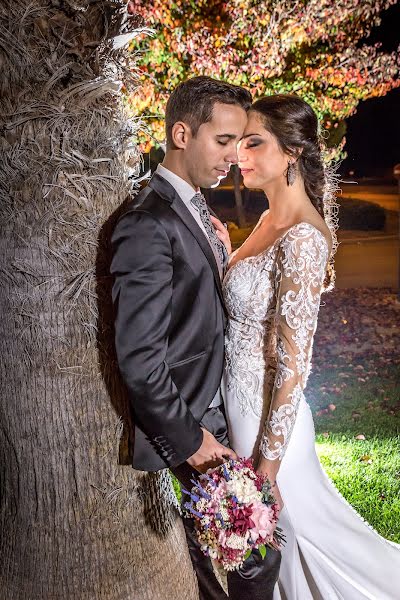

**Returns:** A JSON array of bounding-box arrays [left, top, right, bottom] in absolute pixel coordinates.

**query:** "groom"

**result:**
[[111, 76, 281, 599]]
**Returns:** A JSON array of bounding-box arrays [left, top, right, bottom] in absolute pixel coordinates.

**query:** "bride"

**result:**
[[220, 94, 400, 599]]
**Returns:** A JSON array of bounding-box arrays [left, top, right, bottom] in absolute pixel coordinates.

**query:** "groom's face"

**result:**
[[184, 102, 248, 189]]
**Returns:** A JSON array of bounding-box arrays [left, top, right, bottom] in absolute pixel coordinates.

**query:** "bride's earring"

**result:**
[[286, 161, 296, 186]]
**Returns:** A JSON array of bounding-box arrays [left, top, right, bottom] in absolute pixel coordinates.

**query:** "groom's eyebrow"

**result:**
[[216, 134, 237, 140]]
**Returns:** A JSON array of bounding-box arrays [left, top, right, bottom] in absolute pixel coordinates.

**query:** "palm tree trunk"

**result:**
[[0, 1, 198, 598]]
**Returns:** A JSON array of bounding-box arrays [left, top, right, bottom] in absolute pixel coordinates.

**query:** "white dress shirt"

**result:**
[[156, 164, 224, 408]]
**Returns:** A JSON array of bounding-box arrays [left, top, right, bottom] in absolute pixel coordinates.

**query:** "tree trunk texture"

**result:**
[[0, 2, 198, 599], [232, 165, 247, 228]]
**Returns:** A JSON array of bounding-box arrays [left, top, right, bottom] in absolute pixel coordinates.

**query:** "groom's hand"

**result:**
[[187, 427, 237, 473]]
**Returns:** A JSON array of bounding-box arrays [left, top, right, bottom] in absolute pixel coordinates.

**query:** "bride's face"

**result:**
[[237, 111, 290, 190]]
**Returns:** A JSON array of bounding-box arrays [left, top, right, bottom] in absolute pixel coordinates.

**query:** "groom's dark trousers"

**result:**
[[111, 172, 281, 600], [171, 405, 281, 600]]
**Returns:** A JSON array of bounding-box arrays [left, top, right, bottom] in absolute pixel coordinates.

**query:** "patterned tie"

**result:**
[[190, 192, 226, 270]]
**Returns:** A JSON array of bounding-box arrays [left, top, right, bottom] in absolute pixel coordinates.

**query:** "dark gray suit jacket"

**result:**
[[111, 172, 227, 471]]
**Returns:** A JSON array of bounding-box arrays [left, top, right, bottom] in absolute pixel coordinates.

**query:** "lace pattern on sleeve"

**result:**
[[260, 224, 329, 462]]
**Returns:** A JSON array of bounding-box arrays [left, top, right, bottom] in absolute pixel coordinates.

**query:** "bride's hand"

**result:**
[[257, 469, 284, 513], [271, 481, 284, 514], [210, 215, 232, 255], [256, 459, 284, 513]]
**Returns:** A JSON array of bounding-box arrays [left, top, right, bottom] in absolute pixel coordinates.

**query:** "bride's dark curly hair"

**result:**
[[250, 94, 339, 291]]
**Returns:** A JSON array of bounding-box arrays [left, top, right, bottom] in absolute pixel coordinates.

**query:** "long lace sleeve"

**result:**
[[260, 224, 329, 462]]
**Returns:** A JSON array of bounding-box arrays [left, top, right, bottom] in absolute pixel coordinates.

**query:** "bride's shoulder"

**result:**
[[251, 209, 270, 232], [285, 220, 332, 254]]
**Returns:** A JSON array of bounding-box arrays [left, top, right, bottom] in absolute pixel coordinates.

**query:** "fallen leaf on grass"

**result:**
[[322, 432, 330, 438], [359, 455, 373, 464], [328, 404, 336, 411], [355, 434, 366, 440], [315, 408, 329, 416], [352, 411, 361, 420]]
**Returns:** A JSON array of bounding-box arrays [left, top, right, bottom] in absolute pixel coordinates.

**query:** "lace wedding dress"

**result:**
[[223, 222, 400, 600]]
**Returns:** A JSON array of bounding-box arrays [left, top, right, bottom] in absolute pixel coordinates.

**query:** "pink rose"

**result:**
[[249, 501, 275, 542]]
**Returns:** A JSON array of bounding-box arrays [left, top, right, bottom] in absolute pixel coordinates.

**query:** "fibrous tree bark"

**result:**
[[0, 2, 198, 598]]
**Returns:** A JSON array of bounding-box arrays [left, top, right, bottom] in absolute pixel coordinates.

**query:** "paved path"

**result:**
[[336, 184, 399, 288], [340, 183, 399, 213], [334, 236, 399, 289]]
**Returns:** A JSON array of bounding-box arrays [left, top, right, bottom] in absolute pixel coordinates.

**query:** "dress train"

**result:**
[[271, 399, 400, 600]]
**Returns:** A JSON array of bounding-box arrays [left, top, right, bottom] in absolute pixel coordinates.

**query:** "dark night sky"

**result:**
[[341, 3, 400, 177]]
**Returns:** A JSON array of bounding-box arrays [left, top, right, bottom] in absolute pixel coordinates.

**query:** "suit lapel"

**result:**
[[148, 173, 226, 311], [171, 196, 225, 301]]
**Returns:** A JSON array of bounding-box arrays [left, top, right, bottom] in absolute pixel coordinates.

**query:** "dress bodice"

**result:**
[[223, 241, 278, 327], [223, 222, 329, 462]]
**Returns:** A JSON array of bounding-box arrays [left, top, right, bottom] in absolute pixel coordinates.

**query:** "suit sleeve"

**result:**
[[111, 209, 203, 467]]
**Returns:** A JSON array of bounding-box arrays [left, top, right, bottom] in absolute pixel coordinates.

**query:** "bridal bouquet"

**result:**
[[182, 458, 284, 571]]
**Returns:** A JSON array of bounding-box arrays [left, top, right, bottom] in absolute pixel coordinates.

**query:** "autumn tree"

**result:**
[[0, 1, 197, 598], [128, 0, 399, 157]]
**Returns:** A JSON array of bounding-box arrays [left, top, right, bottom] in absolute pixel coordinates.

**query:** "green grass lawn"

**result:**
[[309, 366, 400, 543], [172, 366, 400, 544]]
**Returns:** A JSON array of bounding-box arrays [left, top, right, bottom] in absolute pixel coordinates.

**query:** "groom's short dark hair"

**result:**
[[165, 76, 252, 148]]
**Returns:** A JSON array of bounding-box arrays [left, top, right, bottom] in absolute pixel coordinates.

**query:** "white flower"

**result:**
[[226, 532, 249, 550], [197, 498, 207, 512], [220, 506, 230, 521], [226, 475, 261, 504]]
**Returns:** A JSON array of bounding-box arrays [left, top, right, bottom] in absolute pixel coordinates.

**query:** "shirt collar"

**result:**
[[156, 164, 199, 205]]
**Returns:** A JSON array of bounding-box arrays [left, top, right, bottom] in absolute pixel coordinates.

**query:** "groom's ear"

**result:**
[[171, 121, 191, 149]]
